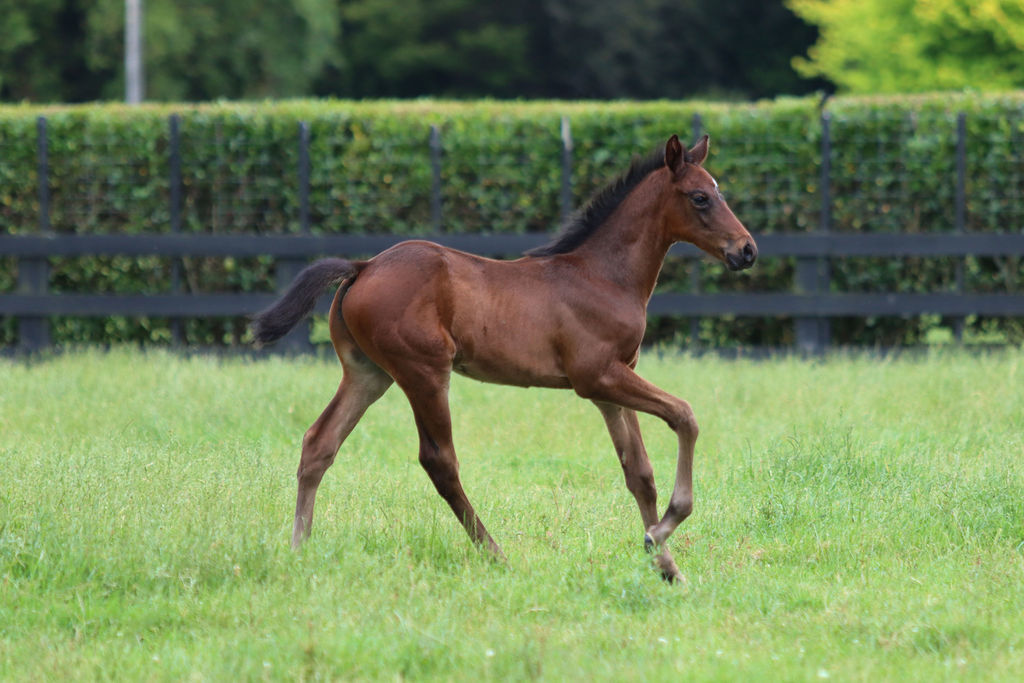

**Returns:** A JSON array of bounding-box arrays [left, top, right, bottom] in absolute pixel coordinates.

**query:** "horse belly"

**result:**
[[453, 358, 571, 389], [450, 311, 570, 389]]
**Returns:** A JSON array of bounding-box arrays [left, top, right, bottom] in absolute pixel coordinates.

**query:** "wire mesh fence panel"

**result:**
[[708, 123, 820, 235], [0, 117, 44, 236], [179, 116, 296, 235], [439, 118, 563, 237], [965, 110, 1024, 298], [829, 108, 958, 234], [967, 110, 1024, 232], [309, 121, 434, 238], [46, 117, 170, 235]]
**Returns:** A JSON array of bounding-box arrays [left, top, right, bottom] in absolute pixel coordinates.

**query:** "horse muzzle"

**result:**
[[725, 240, 757, 271]]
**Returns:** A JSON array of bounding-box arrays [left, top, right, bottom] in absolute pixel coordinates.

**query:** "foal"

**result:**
[[252, 134, 756, 581]]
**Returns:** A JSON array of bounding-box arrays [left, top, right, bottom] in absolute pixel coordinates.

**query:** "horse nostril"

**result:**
[[743, 243, 755, 264]]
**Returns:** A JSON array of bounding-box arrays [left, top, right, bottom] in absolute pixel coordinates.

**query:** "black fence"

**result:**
[[6, 230, 1024, 354], [2, 111, 1024, 353]]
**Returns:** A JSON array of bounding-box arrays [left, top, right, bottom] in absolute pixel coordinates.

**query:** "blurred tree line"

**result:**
[[0, 0, 826, 102], [5, 0, 1020, 103]]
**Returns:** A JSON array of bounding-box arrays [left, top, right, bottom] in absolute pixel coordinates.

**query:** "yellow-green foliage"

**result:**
[[788, 0, 1024, 93]]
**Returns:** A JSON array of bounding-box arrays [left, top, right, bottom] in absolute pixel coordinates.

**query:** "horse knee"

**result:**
[[670, 400, 698, 440]]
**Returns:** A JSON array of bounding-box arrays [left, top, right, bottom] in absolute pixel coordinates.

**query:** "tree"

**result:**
[[0, 0, 823, 102], [88, 0, 342, 100], [787, 0, 1024, 93], [0, 0, 108, 101], [527, 0, 825, 99], [0, 0, 342, 102], [320, 0, 530, 98]]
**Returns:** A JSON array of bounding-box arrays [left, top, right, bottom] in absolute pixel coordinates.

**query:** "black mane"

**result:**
[[525, 147, 665, 257]]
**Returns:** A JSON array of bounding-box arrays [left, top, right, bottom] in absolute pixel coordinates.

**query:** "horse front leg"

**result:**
[[593, 401, 683, 581], [574, 362, 697, 582]]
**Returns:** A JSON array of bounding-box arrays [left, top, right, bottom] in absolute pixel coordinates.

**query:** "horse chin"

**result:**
[[725, 251, 757, 271], [725, 254, 746, 271]]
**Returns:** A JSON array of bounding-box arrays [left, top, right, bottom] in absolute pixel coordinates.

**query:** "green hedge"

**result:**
[[1, 95, 1023, 348]]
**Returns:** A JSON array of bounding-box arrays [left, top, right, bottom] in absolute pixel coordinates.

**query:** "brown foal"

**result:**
[[252, 134, 756, 582]]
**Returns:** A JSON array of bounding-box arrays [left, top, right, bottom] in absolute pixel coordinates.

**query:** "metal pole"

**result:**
[[169, 114, 181, 233], [430, 125, 443, 232], [298, 121, 311, 233], [560, 116, 573, 223], [37, 116, 50, 232], [125, 0, 144, 103], [169, 114, 183, 344], [18, 117, 52, 351], [820, 113, 832, 234], [689, 112, 703, 346], [818, 111, 833, 350], [275, 121, 315, 354], [796, 112, 832, 354], [954, 111, 967, 342]]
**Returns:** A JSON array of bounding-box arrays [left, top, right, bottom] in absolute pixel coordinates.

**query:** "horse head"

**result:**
[[662, 135, 757, 271]]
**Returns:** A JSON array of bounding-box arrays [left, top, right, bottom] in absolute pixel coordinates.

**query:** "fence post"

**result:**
[[689, 112, 703, 346], [17, 116, 52, 353], [275, 121, 316, 354], [796, 111, 832, 354], [818, 111, 833, 349], [430, 125, 443, 232], [953, 111, 967, 342], [298, 120, 311, 233], [169, 113, 184, 344], [560, 116, 573, 224]]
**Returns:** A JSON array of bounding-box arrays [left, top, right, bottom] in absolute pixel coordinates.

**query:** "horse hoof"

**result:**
[[660, 569, 687, 585], [652, 554, 685, 585], [644, 533, 655, 553], [658, 565, 686, 585]]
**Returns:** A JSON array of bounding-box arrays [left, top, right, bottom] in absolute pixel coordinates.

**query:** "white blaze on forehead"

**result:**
[[711, 175, 724, 199]]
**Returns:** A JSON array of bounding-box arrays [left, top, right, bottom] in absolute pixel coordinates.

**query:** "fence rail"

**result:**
[[7, 231, 1024, 258], [4, 231, 1024, 354]]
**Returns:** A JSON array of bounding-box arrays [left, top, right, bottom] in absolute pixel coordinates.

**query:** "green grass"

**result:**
[[1, 347, 1022, 680]]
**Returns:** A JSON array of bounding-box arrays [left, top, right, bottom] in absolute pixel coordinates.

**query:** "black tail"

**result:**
[[251, 258, 360, 346]]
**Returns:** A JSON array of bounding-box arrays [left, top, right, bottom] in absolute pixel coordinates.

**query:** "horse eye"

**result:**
[[690, 193, 710, 209]]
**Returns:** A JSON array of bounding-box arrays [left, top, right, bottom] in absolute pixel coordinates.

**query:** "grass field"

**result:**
[[1, 347, 1022, 680]]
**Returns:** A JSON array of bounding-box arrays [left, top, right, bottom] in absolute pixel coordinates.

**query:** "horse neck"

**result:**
[[572, 173, 674, 302]]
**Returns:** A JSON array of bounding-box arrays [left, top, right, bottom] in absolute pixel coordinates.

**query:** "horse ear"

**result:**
[[664, 135, 685, 174], [684, 135, 710, 166]]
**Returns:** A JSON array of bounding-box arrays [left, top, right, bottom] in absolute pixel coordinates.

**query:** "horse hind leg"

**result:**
[[400, 371, 505, 561], [292, 353, 392, 549]]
